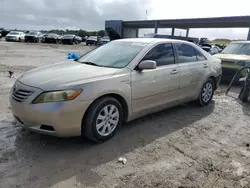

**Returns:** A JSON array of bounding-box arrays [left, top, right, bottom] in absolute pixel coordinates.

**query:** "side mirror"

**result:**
[[138, 60, 157, 70]]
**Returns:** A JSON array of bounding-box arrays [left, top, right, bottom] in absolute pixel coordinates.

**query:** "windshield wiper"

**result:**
[[79, 61, 101, 67]]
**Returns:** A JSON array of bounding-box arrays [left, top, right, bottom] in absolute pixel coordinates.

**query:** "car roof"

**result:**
[[115, 38, 193, 44], [10, 31, 22, 33]]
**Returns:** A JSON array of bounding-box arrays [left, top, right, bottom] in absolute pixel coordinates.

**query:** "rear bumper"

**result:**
[[215, 75, 221, 89]]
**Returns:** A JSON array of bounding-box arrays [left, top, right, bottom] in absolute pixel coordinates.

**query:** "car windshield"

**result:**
[[77, 41, 147, 68], [48, 33, 57, 36], [9, 32, 19, 35], [64, 34, 74, 37], [221, 43, 250, 55], [88, 36, 97, 40], [28, 32, 38, 35]]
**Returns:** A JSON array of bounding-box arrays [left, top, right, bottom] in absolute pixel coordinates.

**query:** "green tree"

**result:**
[[97, 30, 105, 37]]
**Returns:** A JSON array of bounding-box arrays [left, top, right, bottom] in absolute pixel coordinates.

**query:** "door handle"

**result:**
[[203, 64, 208, 68], [171, 69, 178, 74]]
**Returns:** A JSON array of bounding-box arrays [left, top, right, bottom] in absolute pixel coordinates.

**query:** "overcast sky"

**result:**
[[1, 0, 250, 39]]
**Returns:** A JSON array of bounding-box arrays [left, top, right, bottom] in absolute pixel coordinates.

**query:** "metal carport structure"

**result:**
[[105, 16, 250, 40]]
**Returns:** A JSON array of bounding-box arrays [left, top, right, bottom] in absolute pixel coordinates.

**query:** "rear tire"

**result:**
[[196, 78, 215, 107], [82, 97, 123, 142]]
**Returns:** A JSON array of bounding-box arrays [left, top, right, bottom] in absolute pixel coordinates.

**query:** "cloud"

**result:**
[[0, 0, 250, 39], [0, 0, 151, 30]]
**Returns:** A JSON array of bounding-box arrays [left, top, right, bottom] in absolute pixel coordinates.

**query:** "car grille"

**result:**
[[6, 36, 15, 39], [12, 89, 34, 102]]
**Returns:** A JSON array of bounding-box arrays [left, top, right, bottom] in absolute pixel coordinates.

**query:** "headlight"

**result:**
[[33, 90, 82, 104]]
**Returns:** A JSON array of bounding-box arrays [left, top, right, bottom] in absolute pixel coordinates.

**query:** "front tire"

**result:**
[[197, 78, 214, 106], [83, 97, 123, 142]]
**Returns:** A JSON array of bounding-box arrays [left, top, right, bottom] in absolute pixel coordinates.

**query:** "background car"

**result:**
[[86, 36, 98, 45], [41, 33, 48, 43], [82, 36, 88, 42], [201, 43, 220, 55], [10, 38, 221, 142], [61, 34, 82, 44], [214, 41, 250, 82], [43, 33, 62, 43], [25, 31, 43, 43], [5, 31, 25, 42], [99, 36, 110, 45]]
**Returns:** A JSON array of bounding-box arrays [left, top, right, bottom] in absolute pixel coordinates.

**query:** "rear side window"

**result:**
[[196, 49, 207, 61], [176, 43, 206, 63], [176, 43, 197, 63], [142, 43, 175, 66]]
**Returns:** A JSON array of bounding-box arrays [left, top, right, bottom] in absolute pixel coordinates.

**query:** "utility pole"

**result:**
[[146, 10, 148, 20]]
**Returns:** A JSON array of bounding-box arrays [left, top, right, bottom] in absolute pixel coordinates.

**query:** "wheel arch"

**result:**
[[208, 75, 217, 89], [81, 93, 130, 133]]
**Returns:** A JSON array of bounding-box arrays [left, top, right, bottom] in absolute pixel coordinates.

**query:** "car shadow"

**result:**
[[12, 102, 215, 188]]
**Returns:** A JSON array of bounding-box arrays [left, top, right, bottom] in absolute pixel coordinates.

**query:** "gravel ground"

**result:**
[[0, 41, 250, 188]]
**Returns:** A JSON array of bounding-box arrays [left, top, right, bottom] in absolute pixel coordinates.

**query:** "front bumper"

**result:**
[[5, 37, 19, 41], [10, 81, 93, 137], [62, 39, 74, 44], [44, 38, 58, 43], [25, 36, 37, 42]]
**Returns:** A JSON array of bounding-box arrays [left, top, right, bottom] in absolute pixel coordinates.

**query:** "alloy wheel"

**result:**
[[202, 82, 213, 103], [96, 104, 119, 137]]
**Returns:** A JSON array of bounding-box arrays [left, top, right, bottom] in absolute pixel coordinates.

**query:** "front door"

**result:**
[[131, 43, 180, 115]]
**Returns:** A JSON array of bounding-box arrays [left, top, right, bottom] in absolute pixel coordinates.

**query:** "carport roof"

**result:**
[[119, 16, 250, 29]]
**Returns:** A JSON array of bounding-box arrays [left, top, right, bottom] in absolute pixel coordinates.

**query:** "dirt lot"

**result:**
[[0, 41, 250, 188]]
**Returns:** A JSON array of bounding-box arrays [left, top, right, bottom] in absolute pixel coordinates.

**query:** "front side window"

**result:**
[[196, 49, 207, 61], [142, 43, 175, 66]]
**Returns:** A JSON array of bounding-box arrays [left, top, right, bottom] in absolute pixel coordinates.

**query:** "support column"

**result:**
[[247, 27, 250, 40], [171, 28, 175, 36], [154, 21, 158, 34], [186, 28, 190, 37]]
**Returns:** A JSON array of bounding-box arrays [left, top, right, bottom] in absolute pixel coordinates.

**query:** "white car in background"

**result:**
[[5, 31, 25, 42]]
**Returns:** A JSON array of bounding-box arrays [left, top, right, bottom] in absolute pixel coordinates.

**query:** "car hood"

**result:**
[[26, 34, 37, 37], [213, 53, 250, 61], [46, 35, 58, 38], [18, 61, 119, 91], [63, 36, 74, 39]]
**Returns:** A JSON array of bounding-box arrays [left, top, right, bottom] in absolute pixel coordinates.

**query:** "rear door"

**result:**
[[174, 43, 210, 102], [131, 43, 180, 115]]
